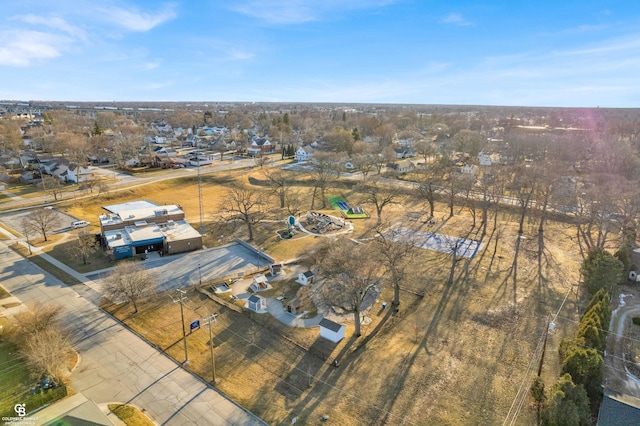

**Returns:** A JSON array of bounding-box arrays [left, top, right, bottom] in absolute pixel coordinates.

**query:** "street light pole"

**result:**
[[203, 313, 218, 383], [198, 264, 202, 286], [172, 289, 189, 364]]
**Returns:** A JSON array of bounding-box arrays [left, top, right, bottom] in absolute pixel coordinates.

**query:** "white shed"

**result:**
[[247, 295, 266, 312], [297, 270, 314, 286], [319, 318, 345, 343]]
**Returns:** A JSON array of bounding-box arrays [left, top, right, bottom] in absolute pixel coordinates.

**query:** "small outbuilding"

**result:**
[[297, 270, 315, 286], [270, 263, 283, 276], [247, 295, 266, 312], [249, 274, 271, 292], [287, 298, 303, 315], [319, 318, 346, 343]]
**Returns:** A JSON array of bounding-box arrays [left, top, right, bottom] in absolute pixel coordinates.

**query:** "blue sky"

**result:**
[[1, 0, 640, 107]]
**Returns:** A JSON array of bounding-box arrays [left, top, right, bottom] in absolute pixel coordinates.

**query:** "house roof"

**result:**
[[248, 295, 261, 303], [37, 393, 114, 426], [303, 271, 314, 278], [253, 274, 268, 284], [319, 318, 343, 332], [598, 389, 640, 426]]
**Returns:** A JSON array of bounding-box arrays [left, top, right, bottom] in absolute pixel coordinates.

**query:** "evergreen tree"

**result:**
[[561, 347, 604, 403], [352, 127, 361, 141], [93, 121, 103, 136], [580, 248, 624, 295], [542, 374, 591, 426]]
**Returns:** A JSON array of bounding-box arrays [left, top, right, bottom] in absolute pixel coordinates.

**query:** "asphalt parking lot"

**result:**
[[89, 242, 270, 293], [0, 208, 83, 234]]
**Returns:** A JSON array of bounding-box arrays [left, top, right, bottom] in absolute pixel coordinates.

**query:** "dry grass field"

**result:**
[[93, 167, 585, 425]]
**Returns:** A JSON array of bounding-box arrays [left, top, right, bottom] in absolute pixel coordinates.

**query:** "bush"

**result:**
[[633, 317, 640, 327]]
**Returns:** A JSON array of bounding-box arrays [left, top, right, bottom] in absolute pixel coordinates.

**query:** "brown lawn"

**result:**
[[96, 166, 583, 425]]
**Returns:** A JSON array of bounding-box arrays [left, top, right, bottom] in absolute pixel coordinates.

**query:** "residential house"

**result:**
[[397, 138, 415, 147], [297, 271, 315, 286], [387, 159, 414, 174], [597, 389, 640, 426], [460, 164, 477, 175], [394, 146, 417, 159], [64, 164, 91, 183], [247, 137, 274, 156], [295, 146, 314, 162]]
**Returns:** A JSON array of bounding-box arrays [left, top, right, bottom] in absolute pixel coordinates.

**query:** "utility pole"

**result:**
[[197, 145, 205, 236], [198, 263, 202, 286], [171, 289, 189, 364], [203, 313, 218, 383]]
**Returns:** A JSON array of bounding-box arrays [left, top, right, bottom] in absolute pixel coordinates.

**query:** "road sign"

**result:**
[[190, 319, 200, 331]]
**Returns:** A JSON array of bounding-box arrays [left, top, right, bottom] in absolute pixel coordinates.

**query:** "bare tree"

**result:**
[[283, 186, 304, 217], [67, 230, 97, 265], [443, 168, 463, 218], [15, 304, 72, 383], [458, 173, 478, 227], [25, 208, 61, 242], [358, 180, 401, 225], [218, 184, 265, 242], [103, 262, 157, 314], [373, 226, 416, 306], [317, 241, 381, 337], [308, 152, 340, 209], [414, 139, 437, 165], [40, 175, 65, 201], [417, 163, 444, 219], [21, 218, 34, 254], [81, 176, 102, 194], [263, 166, 291, 209]]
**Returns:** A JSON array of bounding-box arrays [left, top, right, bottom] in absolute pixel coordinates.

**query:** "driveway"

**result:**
[[0, 240, 266, 425]]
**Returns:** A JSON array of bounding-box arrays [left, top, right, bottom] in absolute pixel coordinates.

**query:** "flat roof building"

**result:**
[[101, 202, 201, 260]]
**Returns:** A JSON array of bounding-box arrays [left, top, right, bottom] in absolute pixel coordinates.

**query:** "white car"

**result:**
[[71, 220, 90, 229]]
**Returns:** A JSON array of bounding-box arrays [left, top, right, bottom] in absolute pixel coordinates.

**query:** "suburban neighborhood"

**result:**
[[2, 99, 640, 426]]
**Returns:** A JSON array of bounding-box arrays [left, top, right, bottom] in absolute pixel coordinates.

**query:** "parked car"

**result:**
[[71, 220, 90, 229]]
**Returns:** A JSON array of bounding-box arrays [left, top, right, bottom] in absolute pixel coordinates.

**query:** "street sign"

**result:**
[[190, 319, 200, 331]]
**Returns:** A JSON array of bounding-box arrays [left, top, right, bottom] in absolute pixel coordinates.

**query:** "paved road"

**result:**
[[0, 240, 267, 426], [0, 157, 257, 213]]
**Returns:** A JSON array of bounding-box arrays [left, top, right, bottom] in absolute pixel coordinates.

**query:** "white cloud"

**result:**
[[13, 14, 87, 41], [98, 3, 177, 32], [230, 0, 397, 24], [441, 13, 471, 26], [229, 49, 255, 61], [0, 30, 67, 66], [142, 61, 161, 70]]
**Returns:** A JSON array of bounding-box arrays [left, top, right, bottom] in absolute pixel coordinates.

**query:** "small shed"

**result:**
[[297, 270, 315, 285], [270, 263, 283, 276], [319, 318, 346, 343], [247, 295, 266, 312], [287, 298, 303, 315], [250, 274, 271, 292]]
